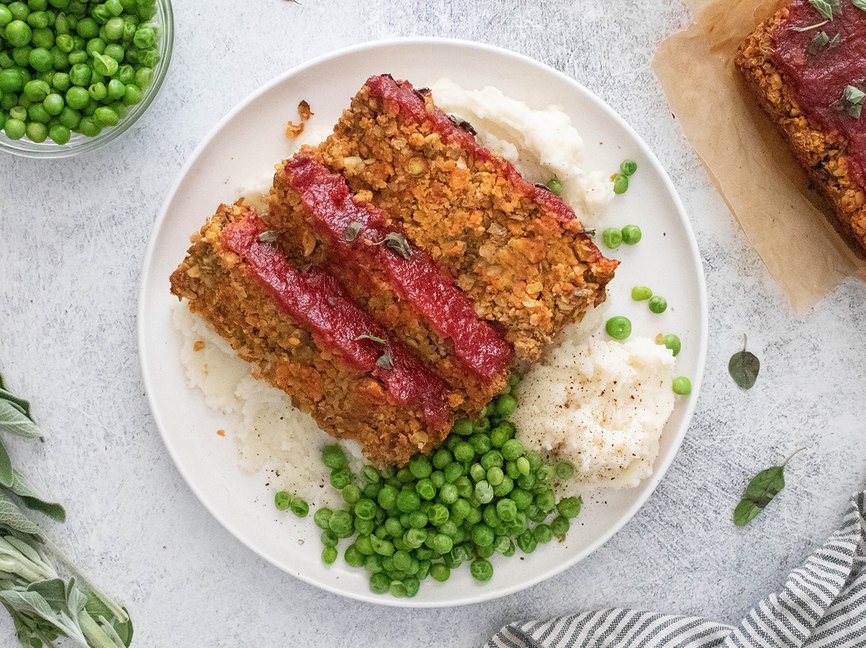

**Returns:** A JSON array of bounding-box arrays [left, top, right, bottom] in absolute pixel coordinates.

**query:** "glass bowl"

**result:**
[[0, 0, 174, 159]]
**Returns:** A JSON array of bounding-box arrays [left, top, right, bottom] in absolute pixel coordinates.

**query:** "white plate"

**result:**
[[138, 38, 708, 608]]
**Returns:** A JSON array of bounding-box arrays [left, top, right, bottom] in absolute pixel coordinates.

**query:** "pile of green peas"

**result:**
[[613, 159, 637, 195], [0, 0, 161, 145], [299, 375, 584, 598]]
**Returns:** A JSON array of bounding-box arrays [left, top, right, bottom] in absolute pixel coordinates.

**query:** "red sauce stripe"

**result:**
[[771, 0, 866, 185], [281, 156, 515, 382], [221, 208, 452, 425], [364, 74, 583, 226]]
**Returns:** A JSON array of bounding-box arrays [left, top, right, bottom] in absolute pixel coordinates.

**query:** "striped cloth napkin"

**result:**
[[487, 491, 865, 648]]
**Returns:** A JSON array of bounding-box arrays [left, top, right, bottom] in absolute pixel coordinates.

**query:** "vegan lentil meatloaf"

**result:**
[[267, 154, 514, 411], [169, 202, 460, 465], [314, 75, 619, 360], [735, 0, 866, 251]]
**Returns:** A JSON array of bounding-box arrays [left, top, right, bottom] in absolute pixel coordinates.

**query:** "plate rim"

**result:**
[[137, 35, 709, 608]]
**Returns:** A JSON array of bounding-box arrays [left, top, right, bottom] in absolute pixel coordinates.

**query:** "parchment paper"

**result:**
[[654, 0, 866, 311]]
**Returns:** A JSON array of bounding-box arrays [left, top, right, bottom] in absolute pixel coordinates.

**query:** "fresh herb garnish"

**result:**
[[343, 222, 362, 242], [835, 85, 866, 118], [579, 228, 597, 237], [853, 0, 866, 11], [375, 348, 394, 369], [0, 372, 133, 647], [728, 335, 760, 389], [810, 0, 836, 20], [258, 230, 278, 243], [808, 30, 841, 54], [355, 334, 387, 345], [734, 449, 804, 527], [383, 232, 412, 259], [790, 19, 829, 31]]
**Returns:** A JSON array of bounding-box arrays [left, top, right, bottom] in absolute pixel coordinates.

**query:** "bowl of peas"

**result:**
[[0, 0, 173, 158]]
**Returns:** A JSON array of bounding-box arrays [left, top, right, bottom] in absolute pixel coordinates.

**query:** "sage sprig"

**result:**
[[734, 449, 804, 527], [0, 373, 133, 648]]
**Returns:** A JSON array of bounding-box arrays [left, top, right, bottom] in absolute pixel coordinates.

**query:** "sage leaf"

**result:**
[[9, 471, 66, 523], [734, 449, 804, 527], [27, 580, 67, 612], [728, 335, 760, 389], [810, 0, 835, 19], [0, 389, 31, 420], [809, 30, 841, 55], [791, 19, 829, 30], [0, 493, 42, 537], [257, 230, 278, 243], [853, 0, 866, 10], [343, 222, 362, 242], [0, 437, 13, 489], [837, 84, 866, 118], [0, 402, 41, 440]]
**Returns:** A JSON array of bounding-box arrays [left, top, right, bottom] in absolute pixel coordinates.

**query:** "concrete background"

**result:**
[[0, 0, 864, 645]]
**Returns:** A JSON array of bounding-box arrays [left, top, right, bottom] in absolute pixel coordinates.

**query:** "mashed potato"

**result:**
[[173, 302, 363, 507], [430, 79, 614, 224], [513, 332, 676, 492]]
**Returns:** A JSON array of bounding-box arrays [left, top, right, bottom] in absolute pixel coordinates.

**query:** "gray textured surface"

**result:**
[[0, 0, 865, 646]]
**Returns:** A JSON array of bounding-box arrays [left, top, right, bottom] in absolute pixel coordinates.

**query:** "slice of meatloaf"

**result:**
[[735, 0, 866, 251], [267, 154, 514, 412], [170, 202, 458, 465], [314, 75, 619, 360]]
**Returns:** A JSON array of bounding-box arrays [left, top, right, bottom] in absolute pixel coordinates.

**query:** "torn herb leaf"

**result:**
[[808, 30, 840, 55], [734, 449, 804, 527], [810, 0, 835, 19], [375, 348, 394, 370], [853, 0, 866, 10], [257, 230, 278, 243], [343, 222, 362, 242], [384, 232, 412, 259], [836, 85, 865, 118], [728, 335, 760, 389]]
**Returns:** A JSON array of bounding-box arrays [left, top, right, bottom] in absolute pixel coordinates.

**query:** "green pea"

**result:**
[[648, 295, 667, 314], [25, 120, 47, 142], [533, 524, 553, 544], [557, 496, 582, 519], [76, 115, 100, 136], [453, 441, 474, 463], [132, 25, 155, 49], [470, 558, 493, 582], [500, 438, 524, 462], [328, 510, 354, 537], [321, 546, 338, 565], [93, 51, 118, 76], [474, 480, 494, 504], [31, 27, 53, 48], [105, 0, 123, 16], [494, 394, 517, 417], [289, 497, 308, 518], [75, 16, 98, 37], [106, 77, 124, 100], [429, 563, 450, 582], [376, 484, 397, 510], [11, 46, 32, 67], [26, 46, 51, 71], [658, 333, 681, 357], [6, 20, 33, 47], [408, 455, 432, 479], [0, 69, 24, 93], [344, 544, 364, 568], [621, 159, 637, 176], [65, 84, 89, 108], [28, 102, 50, 122], [8, 2, 29, 21], [42, 92, 63, 115], [51, 71, 70, 91], [555, 461, 574, 480], [443, 461, 463, 483], [602, 227, 623, 250], [672, 376, 692, 395], [604, 316, 632, 342], [431, 533, 453, 554], [87, 81, 106, 100], [469, 463, 486, 483], [452, 419, 473, 436], [54, 33, 74, 53], [313, 508, 333, 530], [550, 515, 570, 538], [329, 469, 352, 490], [545, 177, 563, 196], [9, 106, 27, 121], [67, 49, 87, 64], [103, 15, 124, 40], [631, 286, 652, 301], [489, 425, 511, 448], [4, 118, 26, 139], [369, 572, 390, 593], [23, 78, 49, 100], [0, 6, 12, 28], [415, 478, 436, 501], [516, 456, 531, 476], [621, 224, 642, 245], [613, 174, 629, 194], [396, 489, 420, 513], [57, 106, 80, 128]]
